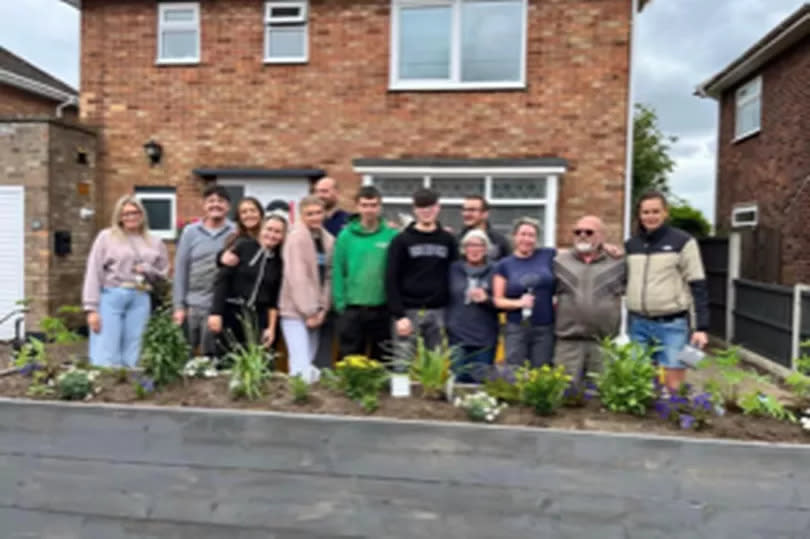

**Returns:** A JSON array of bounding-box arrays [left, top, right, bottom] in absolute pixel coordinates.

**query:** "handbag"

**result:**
[[126, 235, 169, 311]]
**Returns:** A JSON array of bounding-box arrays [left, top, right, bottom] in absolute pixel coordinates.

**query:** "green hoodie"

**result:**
[[332, 217, 399, 312]]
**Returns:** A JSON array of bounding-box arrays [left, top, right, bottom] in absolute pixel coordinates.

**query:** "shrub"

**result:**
[[786, 371, 810, 400], [41, 305, 83, 344], [697, 347, 770, 410], [738, 391, 796, 423], [223, 314, 273, 400], [331, 355, 388, 408], [56, 368, 99, 401], [594, 339, 657, 416], [141, 307, 189, 387], [454, 391, 507, 423], [289, 374, 310, 404], [389, 337, 453, 399], [482, 365, 521, 404], [14, 337, 46, 375], [516, 364, 571, 416]]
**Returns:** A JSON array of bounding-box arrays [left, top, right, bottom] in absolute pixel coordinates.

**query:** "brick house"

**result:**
[[697, 3, 810, 285], [62, 0, 651, 252], [0, 47, 78, 118]]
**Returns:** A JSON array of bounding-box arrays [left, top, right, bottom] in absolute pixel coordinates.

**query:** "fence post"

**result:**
[[726, 232, 741, 343], [791, 284, 810, 370]]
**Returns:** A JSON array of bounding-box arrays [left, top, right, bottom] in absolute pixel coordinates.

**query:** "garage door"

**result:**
[[0, 186, 24, 340], [218, 178, 312, 223]]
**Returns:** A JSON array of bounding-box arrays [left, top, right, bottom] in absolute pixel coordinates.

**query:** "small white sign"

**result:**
[[391, 373, 411, 398]]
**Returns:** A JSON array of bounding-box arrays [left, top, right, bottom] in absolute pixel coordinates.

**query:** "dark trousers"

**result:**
[[314, 310, 337, 369], [339, 305, 391, 361]]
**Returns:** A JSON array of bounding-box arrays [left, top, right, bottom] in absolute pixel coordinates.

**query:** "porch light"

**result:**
[[143, 140, 163, 166]]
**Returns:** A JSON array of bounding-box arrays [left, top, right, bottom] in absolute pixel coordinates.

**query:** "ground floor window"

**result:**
[[358, 171, 559, 247], [134, 186, 177, 240]]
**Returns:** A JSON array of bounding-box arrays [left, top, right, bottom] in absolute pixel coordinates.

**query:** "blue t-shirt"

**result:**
[[495, 248, 556, 326]]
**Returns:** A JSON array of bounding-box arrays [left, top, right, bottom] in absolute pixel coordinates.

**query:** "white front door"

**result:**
[[0, 186, 25, 339], [218, 178, 312, 222]]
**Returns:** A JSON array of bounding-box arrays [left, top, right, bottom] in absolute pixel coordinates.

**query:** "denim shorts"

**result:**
[[628, 314, 689, 369]]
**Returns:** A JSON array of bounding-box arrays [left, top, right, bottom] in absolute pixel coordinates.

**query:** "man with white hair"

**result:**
[[553, 215, 625, 387]]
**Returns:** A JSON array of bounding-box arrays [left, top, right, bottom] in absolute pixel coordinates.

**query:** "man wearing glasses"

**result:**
[[553, 215, 625, 388], [459, 195, 511, 261]]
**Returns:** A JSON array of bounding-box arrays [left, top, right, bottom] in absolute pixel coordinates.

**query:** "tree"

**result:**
[[668, 203, 711, 238], [632, 104, 676, 205]]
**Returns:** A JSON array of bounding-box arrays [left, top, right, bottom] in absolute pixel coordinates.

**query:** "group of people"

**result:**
[[81, 176, 709, 391]]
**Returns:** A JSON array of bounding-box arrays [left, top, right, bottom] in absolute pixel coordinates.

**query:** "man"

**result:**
[[332, 186, 398, 360], [459, 195, 511, 261], [386, 188, 457, 352], [173, 185, 235, 356], [553, 215, 625, 387], [314, 176, 350, 237]]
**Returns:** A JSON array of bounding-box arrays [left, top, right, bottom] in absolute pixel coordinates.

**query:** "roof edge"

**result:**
[[696, 3, 810, 99], [0, 68, 78, 103]]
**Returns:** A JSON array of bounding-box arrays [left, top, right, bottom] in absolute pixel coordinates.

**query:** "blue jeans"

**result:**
[[628, 314, 689, 370], [452, 345, 496, 383], [89, 287, 151, 368]]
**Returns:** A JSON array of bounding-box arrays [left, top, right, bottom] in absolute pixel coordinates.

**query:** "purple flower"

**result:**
[[655, 400, 671, 420], [138, 377, 155, 393], [693, 393, 714, 412], [679, 414, 696, 430], [18, 362, 41, 377]]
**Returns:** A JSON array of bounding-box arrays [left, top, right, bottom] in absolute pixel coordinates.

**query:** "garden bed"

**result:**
[[0, 364, 806, 445]]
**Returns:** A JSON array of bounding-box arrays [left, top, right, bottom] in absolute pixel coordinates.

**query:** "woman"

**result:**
[[82, 195, 169, 367], [279, 196, 334, 382], [625, 190, 710, 391], [226, 197, 264, 245], [208, 214, 286, 354], [446, 229, 499, 383], [493, 218, 556, 367]]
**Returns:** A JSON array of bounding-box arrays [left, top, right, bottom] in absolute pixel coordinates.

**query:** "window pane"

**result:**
[[143, 199, 172, 231], [269, 6, 303, 18], [161, 30, 197, 59], [489, 206, 545, 238], [491, 177, 546, 199], [267, 26, 306, 58], [736, 99, 760, 136], [382, 204, 415, 229], [374, 177, 424, 198], [461, 0, 523, 82], [164, 8, 195, 22], [398, 5, 452, 80], [431, 176, 484, 198]]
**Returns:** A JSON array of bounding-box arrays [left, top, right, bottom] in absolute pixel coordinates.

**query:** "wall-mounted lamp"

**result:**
[[143, 140, 163, 166]]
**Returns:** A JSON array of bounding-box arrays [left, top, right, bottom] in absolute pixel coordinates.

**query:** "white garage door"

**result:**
[[218, 178, 312, 223], [0, 186, 24, 340]]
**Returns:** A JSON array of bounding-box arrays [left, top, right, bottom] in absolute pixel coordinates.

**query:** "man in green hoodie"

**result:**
[[333, 185, 399, 360]]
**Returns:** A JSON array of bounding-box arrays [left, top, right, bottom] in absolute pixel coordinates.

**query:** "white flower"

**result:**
[[485, 414, 495, 422], [454, 397, 462, 407]]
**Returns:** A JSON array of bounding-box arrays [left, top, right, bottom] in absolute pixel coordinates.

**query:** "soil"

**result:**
[[1, 363, 808, 445]]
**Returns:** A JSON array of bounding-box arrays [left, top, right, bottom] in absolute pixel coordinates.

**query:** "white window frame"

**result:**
[[135, 189, 178, 240], [731, 203, 758, 228], [389, 0, 528, 91], [355, 166, 561, 247], [157, 2, 201, 65], [264, 1, 309, 64], [734, 76, 761, 141]]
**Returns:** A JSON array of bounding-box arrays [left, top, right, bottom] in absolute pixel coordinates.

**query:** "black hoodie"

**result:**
[[385, 222, 458, 318]]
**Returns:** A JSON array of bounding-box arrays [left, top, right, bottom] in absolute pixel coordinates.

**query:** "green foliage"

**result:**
[[56, 368, 99, 401], [360, 394, 379, 413], [113, 367, 129, 384], [794, 340, 810, 375], [632, 103, 675, 205], [517, 364, 572, 416], [668, 204, 711, 238], [140, 307, 189, 387], [289, 374, 310, 404], [595, 339, 658, 416], [483, 376, 521, 404], [391, 337, 453, 399], [786, 372, 810, 400], [454, 391, 507, 423], [226, 319, 273, 401], [738, 391, 796, 423], [14, 337, 46, 371], [40, 305, 83, 344], [331, 355, 389, 407], [134, 377, 155, 400], [697, 347, 751, 408]]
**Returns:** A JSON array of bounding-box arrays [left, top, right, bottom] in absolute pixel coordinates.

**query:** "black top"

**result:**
[[385, 222, 458, 318], [211, 237, 283, 316]]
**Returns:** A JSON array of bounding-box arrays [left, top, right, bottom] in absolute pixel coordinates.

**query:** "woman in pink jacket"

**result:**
[[280, 195, 334, 382], [82, 195, 169, 367]]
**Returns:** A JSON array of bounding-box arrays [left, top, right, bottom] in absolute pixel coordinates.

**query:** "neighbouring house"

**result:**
[[0, 47, 78, 119], [62, 0, 652, 253], [697, 3, 810, 285]]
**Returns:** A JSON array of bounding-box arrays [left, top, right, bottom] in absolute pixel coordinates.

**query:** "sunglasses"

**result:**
[[573, 229, 595, 237]]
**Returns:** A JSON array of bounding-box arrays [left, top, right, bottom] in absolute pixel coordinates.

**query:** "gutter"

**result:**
[[623, 0, 638, 240], [55, 96, 78, 118], [0, 68, 77, 104]]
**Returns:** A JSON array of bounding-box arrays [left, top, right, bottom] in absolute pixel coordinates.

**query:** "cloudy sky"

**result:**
[[1, 0, 804, 223]]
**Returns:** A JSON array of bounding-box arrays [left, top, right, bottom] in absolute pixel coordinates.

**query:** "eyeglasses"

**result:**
[[573, 229, 595, 237], [465, 242, 487, 249]]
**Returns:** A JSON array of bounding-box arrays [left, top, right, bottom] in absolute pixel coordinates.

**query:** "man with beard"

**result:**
[[458, 195, 511, 261], [553, 215, 625, 388]]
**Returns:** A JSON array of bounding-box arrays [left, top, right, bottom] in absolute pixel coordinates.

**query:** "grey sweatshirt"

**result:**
[[172, 220, 235, 310]]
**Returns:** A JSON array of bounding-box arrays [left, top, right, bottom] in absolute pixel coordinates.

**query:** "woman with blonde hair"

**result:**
[[82, 194, 169, 367], [279, 195, 334, 382]]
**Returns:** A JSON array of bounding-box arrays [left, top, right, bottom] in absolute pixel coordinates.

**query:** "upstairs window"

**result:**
[[735, 76, 761, 140], [390, 0, 527, 91], [265, 1, 309, 63], [157, 3, 201, 64]]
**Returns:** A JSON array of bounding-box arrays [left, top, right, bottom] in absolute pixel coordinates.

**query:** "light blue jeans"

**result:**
[[89, 287, 151, 367], [628, 314, 689, 370]]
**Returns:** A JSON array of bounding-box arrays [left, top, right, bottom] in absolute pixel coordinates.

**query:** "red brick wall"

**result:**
[[0, 83, 57, 116], [80, 0, 632, 245], [715, 37, 810, 284]]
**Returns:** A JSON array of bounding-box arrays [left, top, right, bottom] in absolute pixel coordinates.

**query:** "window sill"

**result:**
[[263, 58, 308, 65], [155, 59, 201, 67], [732, 129, 760, 144], [388, 81, 526, 92]]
